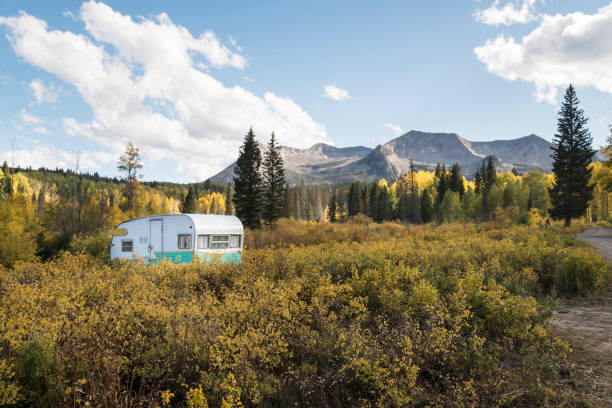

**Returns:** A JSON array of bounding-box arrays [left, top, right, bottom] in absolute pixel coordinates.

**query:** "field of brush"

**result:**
[[1, 218, 610, 407]]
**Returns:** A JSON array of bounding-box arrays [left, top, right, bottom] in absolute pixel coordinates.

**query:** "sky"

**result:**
[[0, 0, 611, 182]]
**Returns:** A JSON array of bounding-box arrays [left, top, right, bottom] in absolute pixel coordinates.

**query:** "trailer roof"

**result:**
[[117, 214, 243, 234], [186, 214, 243, 234]]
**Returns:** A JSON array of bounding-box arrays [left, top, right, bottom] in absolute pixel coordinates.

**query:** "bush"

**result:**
[[0, 222, 607, 406], [555, 248, 610, 295]]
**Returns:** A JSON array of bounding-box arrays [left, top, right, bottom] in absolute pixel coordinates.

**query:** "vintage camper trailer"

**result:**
[[110, 214, 244, 264]]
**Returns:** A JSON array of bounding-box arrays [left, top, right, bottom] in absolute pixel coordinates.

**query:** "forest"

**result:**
[[3, 156, 612, 268]]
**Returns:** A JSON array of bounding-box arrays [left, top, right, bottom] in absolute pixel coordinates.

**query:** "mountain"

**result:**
[[208, 130, 582, 184], [209, 143, 372, 184]]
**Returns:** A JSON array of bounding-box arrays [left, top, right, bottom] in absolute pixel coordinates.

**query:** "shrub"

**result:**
[[556, 248, 609, 295]]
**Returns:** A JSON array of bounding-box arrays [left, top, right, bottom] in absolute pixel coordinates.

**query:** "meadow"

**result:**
[[0, 218, 609, 407]]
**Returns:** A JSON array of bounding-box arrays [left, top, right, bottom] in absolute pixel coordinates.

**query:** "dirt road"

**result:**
[[549, 227, 612, 406]]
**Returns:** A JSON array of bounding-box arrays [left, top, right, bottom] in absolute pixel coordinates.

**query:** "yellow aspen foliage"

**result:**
[[197, 192, 226, 214]]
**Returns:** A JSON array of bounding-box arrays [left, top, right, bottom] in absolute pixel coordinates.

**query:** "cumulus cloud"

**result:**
[[0, 139, 113, 170], [20, 109, 43, 124], [474, 0, 538, 26], [384, 123, 403, 137], [30, 79, 59, 103], [0, 1, 328, 178], [474, 3, 612, 104], [323, 85, 351, 102]]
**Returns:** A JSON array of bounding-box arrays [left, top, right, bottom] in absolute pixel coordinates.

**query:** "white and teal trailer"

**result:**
[[110, 214, 244, 264]]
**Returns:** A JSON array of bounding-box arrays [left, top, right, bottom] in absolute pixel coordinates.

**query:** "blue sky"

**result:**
[[0, 0, 611, 181]]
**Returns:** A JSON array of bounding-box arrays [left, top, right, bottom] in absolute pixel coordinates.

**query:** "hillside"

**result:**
[[209, 130, 558, 184]]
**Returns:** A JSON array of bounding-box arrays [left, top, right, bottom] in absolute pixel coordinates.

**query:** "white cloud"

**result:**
[[20, 109, 43, 124], [474, 0, 538, 26], [323, 85, 351, 102], [0, 139, 113, 170], [228, 34, 242, 52], [474, 3, 612, 104], [33, 126, 51, 135], [0, 1, 328, 179], [29, 79, 59, 103], [243, 76, 255, 83], [384, 123, 403, 136]]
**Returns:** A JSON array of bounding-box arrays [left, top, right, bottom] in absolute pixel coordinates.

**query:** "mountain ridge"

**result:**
[[208, 130, 590, 184]]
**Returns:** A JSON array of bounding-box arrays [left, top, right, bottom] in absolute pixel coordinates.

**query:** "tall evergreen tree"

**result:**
[[361, 184, 369, 217], [180, 185, 198, 213], [327, 192, 337, 223], [283, 183, 293, 218], [369, 182, 379, 219], [261, 133, 286, 225], [474, 171, 483, 195], [434, 163, 442, 179], [224, 184, 234, 215], [449, 163, 465, 198], [485, 157, 497, 191], [549, 85, 596, 227], [347, 181, 362, 216], [376, 187, 392, 222], [420, 188, 434, 223], [233, 128, 263, 229]]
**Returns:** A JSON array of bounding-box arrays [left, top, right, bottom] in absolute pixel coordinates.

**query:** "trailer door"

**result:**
[[149, 219, 163, 262]]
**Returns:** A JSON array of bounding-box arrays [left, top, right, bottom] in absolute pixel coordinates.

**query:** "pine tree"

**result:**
[[181, 185, 198, 213], [434, 163, 442, 179], [474, 171, 483, 195], [369, 182, 379, 219], [283, 183, 293, 218], [420, 188, 434, 223], [233, 128, 263, 229], [347, 181, 362, 216], [225, 184, 234, 215], [296, 179, 306, 220], [327, 194, 337, 223], [549, 85, 596, 227], [357, 184, 367, 217], [261, 133, 286, 226], [511, 166, 519, 176], [449, 163, 465, 198], [376, 187, 392, 222], [485, 157, 497, 191]]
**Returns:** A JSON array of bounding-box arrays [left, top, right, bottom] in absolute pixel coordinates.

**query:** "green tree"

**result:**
[[180, 185, 198, 213], [439, 191, 461, 223], [233, 128, 263, 229], [449, 163, 465, 198], [261, 133, 286, 226], [225, 184, 234, 215], [347, 182, 362, 216], [420, 187, 434, 223], [117, 142, 143, 211], [368, 182, 379, 219], [327, 194, 337, 223], [376, 187, 392, 222], [549, 85, 595, 227]]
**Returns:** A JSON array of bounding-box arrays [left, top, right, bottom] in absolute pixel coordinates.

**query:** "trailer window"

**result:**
[[177, 234, 192, 249], [229, 235, 241, 248], [197, 235, 209, 249], [121, 240, 133, 252], [211, 235, 229, 249]]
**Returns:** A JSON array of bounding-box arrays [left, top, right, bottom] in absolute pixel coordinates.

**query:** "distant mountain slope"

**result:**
[[208, 143, 372, 184], [208, 130, 593, 184]]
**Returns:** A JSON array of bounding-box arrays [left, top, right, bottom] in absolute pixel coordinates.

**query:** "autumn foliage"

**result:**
[[0, 221, 609, 407]]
